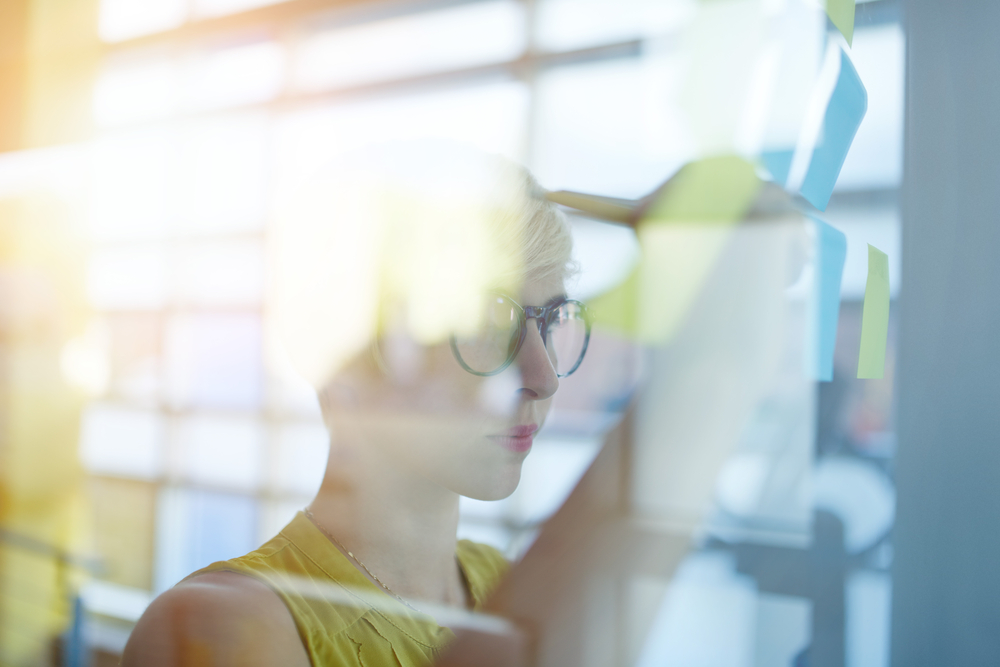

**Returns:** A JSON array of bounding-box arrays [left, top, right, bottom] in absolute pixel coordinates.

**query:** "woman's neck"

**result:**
[[307, 439, 467, 608]]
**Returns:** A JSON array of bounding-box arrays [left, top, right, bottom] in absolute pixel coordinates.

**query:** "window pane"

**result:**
[[87, 477, 157, 590], [154, 487, 258, 591], [183, 41, 285, 111], [533, 57, 692, 198], [87, 246, 169, 310], [164, 314, 263, 409], [273, 423, 328, 496], [80, 404, 165, 479], [536, 0, 695, 53], [174, 415, 265, 491], [174, 240, 265, 306], [89, 129, 178, 241], [104, 314, 162, 405], [274, 81, 529, 189], [174, 114, 270, 236], [99, 0, 187, 43], [93, 51, 180, 126], [193, 0, 289, 19], [293, 1, 525, 92]]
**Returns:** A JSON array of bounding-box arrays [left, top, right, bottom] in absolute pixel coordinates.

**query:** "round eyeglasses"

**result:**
[[450, 294, 591, 378]]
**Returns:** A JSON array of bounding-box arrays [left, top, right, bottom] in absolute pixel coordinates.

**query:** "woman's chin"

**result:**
[[457, 467, 522, 502]]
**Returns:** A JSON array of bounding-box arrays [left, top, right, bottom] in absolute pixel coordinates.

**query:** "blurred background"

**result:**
[[0, 0, 903, 665]]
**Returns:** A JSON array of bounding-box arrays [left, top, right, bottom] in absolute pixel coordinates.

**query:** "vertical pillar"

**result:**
[[892, 2, 1000, 665]]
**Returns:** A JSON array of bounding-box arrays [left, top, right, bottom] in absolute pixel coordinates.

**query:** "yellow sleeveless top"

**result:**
[[186, 511, 509, 667]]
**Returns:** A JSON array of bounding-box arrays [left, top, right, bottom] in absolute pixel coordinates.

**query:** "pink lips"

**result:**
[[488, 424, 538, 453]]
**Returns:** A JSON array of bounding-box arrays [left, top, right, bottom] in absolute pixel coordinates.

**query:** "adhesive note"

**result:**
[[805, 217, 847, 381], [799, 49, 867, 211], [589, 156, 760, 344], [644, 155, 761, 224], [762, 150, 794, 187], [857, 244, 889, 379], [827, 0, 856, 46]]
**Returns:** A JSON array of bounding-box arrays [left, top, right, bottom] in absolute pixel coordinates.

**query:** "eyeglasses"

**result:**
[[450, 294, 591, 378]]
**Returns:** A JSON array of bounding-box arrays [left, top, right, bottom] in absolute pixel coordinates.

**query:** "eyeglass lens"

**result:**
[[452, 295, 588, 377]]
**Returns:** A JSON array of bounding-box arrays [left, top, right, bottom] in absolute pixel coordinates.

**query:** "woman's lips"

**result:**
[[488, 424, 538, 453]]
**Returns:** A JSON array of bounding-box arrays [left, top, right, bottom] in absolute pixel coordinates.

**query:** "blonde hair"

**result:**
[[271, 141, 574, 388]]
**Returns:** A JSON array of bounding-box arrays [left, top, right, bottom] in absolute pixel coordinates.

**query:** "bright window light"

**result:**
[[173, 240, 265, 307], [163, 314, 263, 409], [273, 81, 529, 192], [533, 56, 693, 198], [293, 0, 526, 92], [193, 0, 289, 19], [89, 129, 178, 242], [273, 423, 329, 496], [536, 0, 696, 53], [88, 246, 170, 310], [183, 41, 285, 111], [93, 52, 180, 127], [175, 415, 265, 491], [80, 404, 165, 479], [173, 114, 270, 236], [99, 0, 187, 43]]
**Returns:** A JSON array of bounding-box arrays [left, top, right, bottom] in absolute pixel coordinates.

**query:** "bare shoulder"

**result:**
[[122, 571, 310, 667]]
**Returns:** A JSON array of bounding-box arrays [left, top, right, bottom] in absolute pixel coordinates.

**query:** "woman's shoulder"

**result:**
[[122, 570, 310, 667], [456, 539, 511, 607]]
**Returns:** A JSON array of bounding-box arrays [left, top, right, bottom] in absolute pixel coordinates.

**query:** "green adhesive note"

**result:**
[[857, 243, 889, 379], [827, 0, 856, 46], [588, 156, 759, 345], [644, 155, 761, 224]]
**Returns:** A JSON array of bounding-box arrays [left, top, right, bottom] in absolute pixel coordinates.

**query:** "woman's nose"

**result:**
[[515, 319, 559, 400]]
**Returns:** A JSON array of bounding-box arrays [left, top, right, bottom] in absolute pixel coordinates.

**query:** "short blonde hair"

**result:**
[[271, 141, 574, 388]]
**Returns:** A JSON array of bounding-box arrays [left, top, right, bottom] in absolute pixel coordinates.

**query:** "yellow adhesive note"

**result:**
[[589, 156, 760, 344], [827, 0, 856, 46], [857, 243, 889, 379], [644, 155, 761, 224]]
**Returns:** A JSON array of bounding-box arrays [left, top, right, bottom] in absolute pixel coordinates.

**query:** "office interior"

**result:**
[[0, 0, 992, 666]]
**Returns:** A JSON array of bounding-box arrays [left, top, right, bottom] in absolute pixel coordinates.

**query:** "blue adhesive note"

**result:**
[[805, 217, 847, 381], [762, 150, 795, 186], [800, 49, 868, 211]]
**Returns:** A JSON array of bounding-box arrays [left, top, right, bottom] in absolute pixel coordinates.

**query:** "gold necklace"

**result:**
[[303, 508, 424, 614]]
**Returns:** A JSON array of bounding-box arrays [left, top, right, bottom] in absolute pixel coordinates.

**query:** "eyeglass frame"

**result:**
[[449, 294, 592, 378]]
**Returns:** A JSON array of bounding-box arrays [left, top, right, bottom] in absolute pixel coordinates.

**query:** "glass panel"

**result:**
[[183, 40, 285, 111], [89, 128, 179, 242], [86, 477, 157, 590], [93, 51, 180, 126], [174, 114, 270, 236], [258, 498, 308, 545], [193, 0, 290, 19], [99, 0, 187, 43], [164, 314, 263, 409], [293, 1, 525, 92], [173, 240, 265, 306], [568, 216, 640, 301], [87, 246, 169, 310], [506, 436, 602, 525], [274, 81, 529, 190], [834, 25, 905, 191], [535, 0, 696, 53], [104, 314, 163, 405], [174, 415, 265, 491], [154, 487, 258, 592], [533, 57, 693, 198], [273, 422, 329, 496], [79, 404, 165, 479]]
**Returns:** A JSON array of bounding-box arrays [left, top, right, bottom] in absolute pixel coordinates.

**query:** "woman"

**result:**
[[122, 144, 588, 666]]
